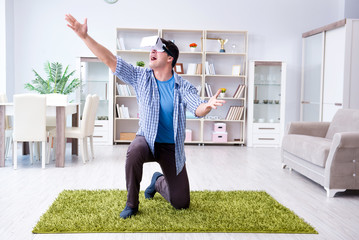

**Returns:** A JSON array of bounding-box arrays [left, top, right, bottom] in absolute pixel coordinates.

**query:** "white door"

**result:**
[[322, 26, 345, 121], [301, 33, 324, 122]]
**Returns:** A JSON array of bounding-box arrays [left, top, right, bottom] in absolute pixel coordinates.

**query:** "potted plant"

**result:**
[[24, 61, 80, 95], [189, 43, 197, 52], [136, 61, 145, 67], [220, 88, 226, 98]]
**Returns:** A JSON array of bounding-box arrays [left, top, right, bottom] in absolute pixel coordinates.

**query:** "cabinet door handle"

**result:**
[[105, 83, 108, 100], [334, 103, 342, 106], [258, 138, 275, 140], [258, 127, 275, 130], [301, 101, 310, 104], [93, 136, 103, 138], [95, 125, 104, 127]]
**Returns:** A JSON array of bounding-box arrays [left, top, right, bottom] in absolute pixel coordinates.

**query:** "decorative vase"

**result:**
[[219, 92, 225, 98], [190, 47, 196, 52]]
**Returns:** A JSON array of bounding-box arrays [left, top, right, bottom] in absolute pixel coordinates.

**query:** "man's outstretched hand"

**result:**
[[207, 89, 226, 110], [65, 14, 88, 39]]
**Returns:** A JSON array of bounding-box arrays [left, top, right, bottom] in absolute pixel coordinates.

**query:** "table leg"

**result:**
[[0, 106, 5, 167], [72, 105, 78, 156], [56, 106, 66, 167], [22, 142, 29, 155]]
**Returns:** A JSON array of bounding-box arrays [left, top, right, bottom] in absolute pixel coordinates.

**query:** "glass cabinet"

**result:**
[[247, 61, 286, 147], [78, 57, 113, 145]]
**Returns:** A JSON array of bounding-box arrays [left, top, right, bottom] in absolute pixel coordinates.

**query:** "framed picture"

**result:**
[[174, 63, 184, 74], [232, 65, 241, 76]]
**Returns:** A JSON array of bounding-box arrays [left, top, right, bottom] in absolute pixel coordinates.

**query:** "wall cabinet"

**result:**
[[114, 28, 248, 145], [301, 19, 359, 122], [247, 61, 286, 147], [78, 57, 113, 145]]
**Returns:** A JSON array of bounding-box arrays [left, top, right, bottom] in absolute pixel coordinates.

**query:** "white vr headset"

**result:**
[[140, 36, 174, 57]]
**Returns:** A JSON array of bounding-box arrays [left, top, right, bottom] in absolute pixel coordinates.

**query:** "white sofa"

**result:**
[[281, 109, 359, 197]]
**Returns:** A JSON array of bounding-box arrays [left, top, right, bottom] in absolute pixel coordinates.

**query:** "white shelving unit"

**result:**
[[78, 57, 113, 145], [114, 28, 248, 145], [247, 61, 286, 147]]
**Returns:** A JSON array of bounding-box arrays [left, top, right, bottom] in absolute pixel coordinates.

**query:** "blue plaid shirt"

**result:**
[[114, 57, 206, 174]]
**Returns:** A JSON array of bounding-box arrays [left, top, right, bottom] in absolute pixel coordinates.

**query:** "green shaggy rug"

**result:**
[[33, 190, 317, 234]]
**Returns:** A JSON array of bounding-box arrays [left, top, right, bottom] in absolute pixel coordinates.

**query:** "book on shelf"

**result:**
[[186, 63, 197, 75], [233, 85, 246, 98], [196, 64, 202, 74], [205, 62, 216, 75], [225, 106, 245, 120], [116, 104, 130, 118], [117, 37, 125, 50], [196, 85, 202, 96], [116, 83, 132, 96], [205, 83, 213, 97]]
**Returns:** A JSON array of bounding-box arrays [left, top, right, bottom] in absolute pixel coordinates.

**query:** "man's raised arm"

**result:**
[[65, 14, 117, 72]]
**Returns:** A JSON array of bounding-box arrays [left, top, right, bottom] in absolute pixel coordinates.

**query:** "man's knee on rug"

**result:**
[[170, 194, 190, 210]]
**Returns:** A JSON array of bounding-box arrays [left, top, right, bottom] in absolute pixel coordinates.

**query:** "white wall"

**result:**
[[10, 0, 345, 124], [345, 0, 359, 18], [0, 0, 5, 92]]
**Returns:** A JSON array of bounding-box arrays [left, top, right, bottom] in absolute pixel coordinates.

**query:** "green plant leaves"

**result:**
[[24, 61, 81, 94]]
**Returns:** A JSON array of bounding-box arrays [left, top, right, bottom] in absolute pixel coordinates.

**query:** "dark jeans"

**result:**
[[125, 135, 190, 209]]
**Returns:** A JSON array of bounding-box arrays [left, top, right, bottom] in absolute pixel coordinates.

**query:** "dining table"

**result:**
[[0, 102, 79, 167]]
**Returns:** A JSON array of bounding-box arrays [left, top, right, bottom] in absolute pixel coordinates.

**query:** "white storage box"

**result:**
[[214, 123, 226, 132]]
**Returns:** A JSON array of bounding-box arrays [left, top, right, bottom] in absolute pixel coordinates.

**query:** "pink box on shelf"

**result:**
[[214, 123, 226, 132], [185, 129, 192, 142], [212, 131, 228, 142]]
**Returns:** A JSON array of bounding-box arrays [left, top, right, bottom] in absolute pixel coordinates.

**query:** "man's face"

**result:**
[[149, 49, 172, 70]]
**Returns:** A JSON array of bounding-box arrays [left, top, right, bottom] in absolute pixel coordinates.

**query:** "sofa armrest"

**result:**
[[324, 132, 359, 189], [285, 122, 331, 137], [331, 132, 359, 149]]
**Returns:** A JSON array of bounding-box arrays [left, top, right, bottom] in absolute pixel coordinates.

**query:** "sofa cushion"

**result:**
[[282, 135, 332, 167], [326, 109, 359, 139]]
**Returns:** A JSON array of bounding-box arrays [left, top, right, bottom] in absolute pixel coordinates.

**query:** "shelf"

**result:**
[[204, 97, 245, 100], [253, 103, 280, 105], [202, 141, 244, 144], [178, 74, 202, 77], [115, 118, 139, 120], [203, 119, 245, 122], [205, 75, 246, 78], [115, 95, 136, 98], [205, 52, 247, 56], [116, 50, 149, 54], [254, 83, 281, 86]]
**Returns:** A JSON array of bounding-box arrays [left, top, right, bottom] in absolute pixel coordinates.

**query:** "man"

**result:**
[[65, 14, 225, 219]]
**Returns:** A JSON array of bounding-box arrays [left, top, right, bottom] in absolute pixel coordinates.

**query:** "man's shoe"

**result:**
[[144, 172, 163, 199], [119, 205, 138, 219]]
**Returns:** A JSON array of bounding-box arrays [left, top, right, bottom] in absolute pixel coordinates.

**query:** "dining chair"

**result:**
[[13, 94, 48, 169], [86, 94, 99, 160], [0, 93, 12, 159]]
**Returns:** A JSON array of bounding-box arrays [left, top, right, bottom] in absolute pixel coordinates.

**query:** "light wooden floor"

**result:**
[[0, 144, 358, 240]]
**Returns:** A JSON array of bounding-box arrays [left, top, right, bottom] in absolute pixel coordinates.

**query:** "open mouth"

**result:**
[[151, 56, 157, 61]]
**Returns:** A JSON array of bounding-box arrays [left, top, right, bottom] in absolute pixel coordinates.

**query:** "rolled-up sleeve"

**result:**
[[113, 56, 140, 86]]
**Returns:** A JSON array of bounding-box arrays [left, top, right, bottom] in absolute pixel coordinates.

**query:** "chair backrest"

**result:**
[[13, 94, 47, 142], [325, 109, 359, 139], [0, 93, 10, 130], [45, 94, 68, 127], [80, 94, 93, 135], [46, 93, 68, 106], [86, 94, 100, 136]]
